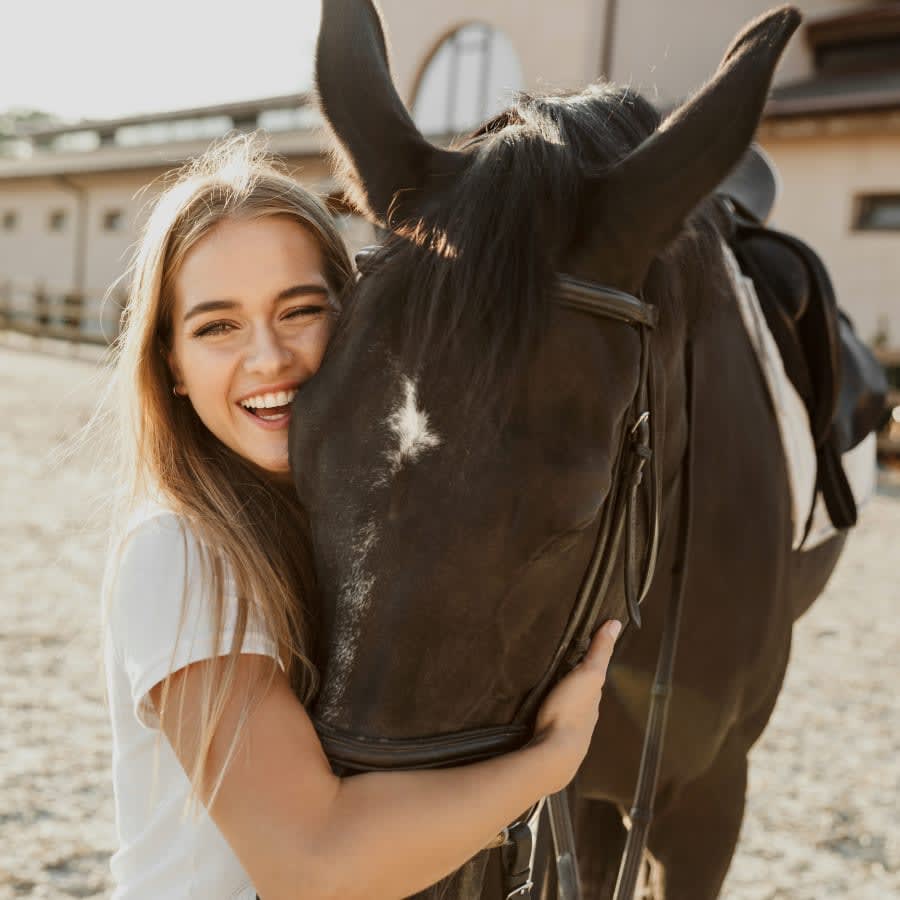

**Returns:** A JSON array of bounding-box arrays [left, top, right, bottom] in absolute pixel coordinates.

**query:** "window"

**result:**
[[102, 209, 124, 232], [52, 130, 100, 153], [412, 24, 524, 136], [855, 194, 900, 232], [115, 116, 232, 148], [258, 107, 320, 133], [2, 210, 17, 231], [48, 209, 67, 232]]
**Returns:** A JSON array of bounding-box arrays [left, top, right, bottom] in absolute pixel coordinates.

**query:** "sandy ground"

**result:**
[[2, 338, 898, 899]]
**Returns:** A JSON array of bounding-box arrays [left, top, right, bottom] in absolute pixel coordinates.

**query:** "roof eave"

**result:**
[[0, 129, 328, 182], [765, 92, 900, 119]]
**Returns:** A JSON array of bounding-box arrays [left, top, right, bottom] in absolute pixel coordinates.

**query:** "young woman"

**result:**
[[102, 135, 621, 900]]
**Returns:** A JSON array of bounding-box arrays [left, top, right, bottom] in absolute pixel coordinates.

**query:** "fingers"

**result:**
[[582, 620, 622, 673]]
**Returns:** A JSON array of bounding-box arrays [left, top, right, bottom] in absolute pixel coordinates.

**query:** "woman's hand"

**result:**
[[532, 619, 622, 793]]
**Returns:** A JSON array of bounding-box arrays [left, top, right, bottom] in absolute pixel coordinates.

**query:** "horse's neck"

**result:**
[[655, 262, 777, 507]]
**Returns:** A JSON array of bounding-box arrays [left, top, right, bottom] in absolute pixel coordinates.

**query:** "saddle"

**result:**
[[716, 145, 888, 535]]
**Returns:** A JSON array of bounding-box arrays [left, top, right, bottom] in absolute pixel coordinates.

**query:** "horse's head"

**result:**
[[294, 0, 798, 771]]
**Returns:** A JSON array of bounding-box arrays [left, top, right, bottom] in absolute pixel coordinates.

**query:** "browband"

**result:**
[[354, 247, 658, 330], [556, 274, 659, 329]]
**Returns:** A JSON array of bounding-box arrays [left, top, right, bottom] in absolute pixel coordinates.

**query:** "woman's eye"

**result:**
[[194, 321, 234, 337], [284, 305, 326, 320]]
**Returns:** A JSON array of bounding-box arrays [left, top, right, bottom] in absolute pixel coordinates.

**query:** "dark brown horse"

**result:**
[[291, 3, 850, 897]]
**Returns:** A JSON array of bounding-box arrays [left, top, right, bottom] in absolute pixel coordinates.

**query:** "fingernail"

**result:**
[[608, 620, 622, 640]]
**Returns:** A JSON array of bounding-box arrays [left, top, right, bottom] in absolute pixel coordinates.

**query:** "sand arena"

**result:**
[[2, 339, 897, 899]]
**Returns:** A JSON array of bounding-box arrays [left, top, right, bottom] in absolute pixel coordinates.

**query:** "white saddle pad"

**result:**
[[721, 244, 877, 551]]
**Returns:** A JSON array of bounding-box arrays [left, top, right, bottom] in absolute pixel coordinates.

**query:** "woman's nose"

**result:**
[[245, 324, 294, 375]]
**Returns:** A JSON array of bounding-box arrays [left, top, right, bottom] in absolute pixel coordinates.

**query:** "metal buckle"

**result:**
[[630, 411, 650, 437], [485, 826, 509, 849], [500, 799, 545, 900]]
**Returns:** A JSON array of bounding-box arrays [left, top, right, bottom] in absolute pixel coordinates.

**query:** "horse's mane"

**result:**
[[342, 84, 727, 412]]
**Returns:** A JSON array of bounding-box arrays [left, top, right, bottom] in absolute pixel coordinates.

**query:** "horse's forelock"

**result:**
[[347, 85, 711, 418]]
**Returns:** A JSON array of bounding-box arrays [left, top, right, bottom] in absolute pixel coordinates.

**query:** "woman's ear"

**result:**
[[167, 349, 186, 396]]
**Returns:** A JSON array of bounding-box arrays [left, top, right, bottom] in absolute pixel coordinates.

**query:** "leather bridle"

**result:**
[[313, 248, 694, 900]]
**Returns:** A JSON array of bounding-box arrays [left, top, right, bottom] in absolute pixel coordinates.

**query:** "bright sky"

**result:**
[[0, 0, 322, 122]]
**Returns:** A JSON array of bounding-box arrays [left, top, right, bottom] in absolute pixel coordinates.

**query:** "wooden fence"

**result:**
[[0, 280, 125, 346]]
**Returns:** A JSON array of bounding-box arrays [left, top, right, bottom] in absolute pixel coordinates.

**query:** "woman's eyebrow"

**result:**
[[275, 284, 330, 303], [183, 299, 238, 323], [183, 285, 330, 323]]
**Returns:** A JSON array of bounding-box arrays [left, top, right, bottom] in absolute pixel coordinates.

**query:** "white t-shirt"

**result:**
[[103, 498, 279, 899]]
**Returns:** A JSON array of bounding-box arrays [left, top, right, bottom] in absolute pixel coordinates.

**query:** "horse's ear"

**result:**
[[573, 6, 801, 291], [316, 0, 465, 227]]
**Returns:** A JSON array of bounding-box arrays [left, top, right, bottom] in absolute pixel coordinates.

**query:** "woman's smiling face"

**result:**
[[168, 215, 337, 477]]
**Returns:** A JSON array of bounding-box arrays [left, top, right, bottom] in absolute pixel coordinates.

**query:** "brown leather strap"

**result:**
[[613, 341, 695, 900], [557, 275, 660, 328], [315, 721, 530, 771], [547, 791, 581, 900]]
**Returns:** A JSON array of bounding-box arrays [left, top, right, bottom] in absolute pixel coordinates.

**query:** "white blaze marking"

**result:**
[[320, 520, 378, 715], [319, 375, 440, 717], [385, 376, 441, 474]]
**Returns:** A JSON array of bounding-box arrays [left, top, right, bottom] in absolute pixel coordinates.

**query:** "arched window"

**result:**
[[412, 24, 524, 136]]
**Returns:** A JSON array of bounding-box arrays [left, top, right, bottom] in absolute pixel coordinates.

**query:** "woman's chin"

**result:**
[[253, 455, 290, 477], [234, 440, 290, 479]]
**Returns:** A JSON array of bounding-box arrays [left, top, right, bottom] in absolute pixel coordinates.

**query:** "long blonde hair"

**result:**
[[107, 134, 353, 803]]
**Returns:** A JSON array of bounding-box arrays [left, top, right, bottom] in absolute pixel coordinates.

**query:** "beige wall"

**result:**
[[609, 0, 868, 105], [379, 0, 869, 110], [0, 184, 80, 289], [0, 155, 347, 303], [0, 171, 203, 299], [762, 125, 900, 346]]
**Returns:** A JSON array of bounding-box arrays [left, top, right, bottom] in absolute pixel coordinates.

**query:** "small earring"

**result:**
[[172, 386, 180, 397]]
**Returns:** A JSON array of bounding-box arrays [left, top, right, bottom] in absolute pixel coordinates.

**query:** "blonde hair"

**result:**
[[107, 134, 353, 805]]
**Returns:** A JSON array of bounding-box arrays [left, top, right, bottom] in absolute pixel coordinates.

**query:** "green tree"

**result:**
[[0, 107, 60, 156]]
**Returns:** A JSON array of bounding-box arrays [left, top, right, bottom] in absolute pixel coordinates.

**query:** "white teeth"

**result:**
[[240, 389, 297, 409]]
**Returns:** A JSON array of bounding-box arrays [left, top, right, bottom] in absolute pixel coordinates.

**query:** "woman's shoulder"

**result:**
[[103, 493, 221, 632], [103, 493, 280, 729], [111, 490, 211, 571], [121, 492, 184, 543]]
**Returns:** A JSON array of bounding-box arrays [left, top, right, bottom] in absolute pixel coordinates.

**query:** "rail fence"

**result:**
[[0, 280, 125, 346]]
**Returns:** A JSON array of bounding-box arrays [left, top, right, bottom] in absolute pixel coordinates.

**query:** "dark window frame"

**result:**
[[48, 209, 68, 232], [854, 194, 900, 232], [415, 23, 501, 135], [102, 209, 124, 233]]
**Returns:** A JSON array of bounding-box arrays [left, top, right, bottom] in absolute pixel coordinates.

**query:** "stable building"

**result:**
[[0, 0, 896, 351], [0, 95, 368, 341]]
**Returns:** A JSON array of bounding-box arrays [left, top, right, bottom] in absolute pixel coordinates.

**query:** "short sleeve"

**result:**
[[107, 512, 281, 729]]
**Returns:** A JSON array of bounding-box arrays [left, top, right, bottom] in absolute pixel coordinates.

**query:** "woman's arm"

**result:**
[[151, 621, 620, 900]]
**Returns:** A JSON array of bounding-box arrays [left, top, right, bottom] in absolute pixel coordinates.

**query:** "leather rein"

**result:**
[[314, 250, 695, 900]]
